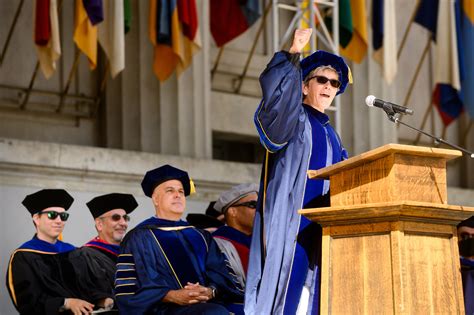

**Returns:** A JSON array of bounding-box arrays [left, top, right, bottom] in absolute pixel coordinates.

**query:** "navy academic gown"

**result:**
[[115, 217, 244, 314], [6, 235, 76, 315], [245, 51, 347, 315]]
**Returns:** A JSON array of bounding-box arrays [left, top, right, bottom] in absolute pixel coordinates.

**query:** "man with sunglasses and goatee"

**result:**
[[212, 183, 259, 289], [246, 28, 351, 314], [66, 193, 138, 312], [6, 189, 95, 315]]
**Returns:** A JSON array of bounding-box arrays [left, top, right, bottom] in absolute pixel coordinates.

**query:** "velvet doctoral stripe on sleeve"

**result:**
[[254, 51, 305, 153], [115, 226, 171, 314]]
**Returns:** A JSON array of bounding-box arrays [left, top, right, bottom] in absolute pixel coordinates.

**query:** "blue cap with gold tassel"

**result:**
[[141, 164, 194, 197]]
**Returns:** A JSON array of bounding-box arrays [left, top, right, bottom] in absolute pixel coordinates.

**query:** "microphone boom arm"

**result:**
[[386, 113, 474, 158]]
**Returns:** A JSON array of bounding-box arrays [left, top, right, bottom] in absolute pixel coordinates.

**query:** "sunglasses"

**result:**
[[99, 214, 131, 222], [231, 200, 258, 209], [307, 75, 341, 88], [39, 211, 70, 221]]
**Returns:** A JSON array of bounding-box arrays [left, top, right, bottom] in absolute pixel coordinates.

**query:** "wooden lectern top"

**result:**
[[307, 143, 462, 206], [308, 143, 461, 180]]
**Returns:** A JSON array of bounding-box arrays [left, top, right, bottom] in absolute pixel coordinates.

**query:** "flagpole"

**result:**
[[211, 47, 224, 81], [0, 0, 25, 66], [57, 49, 81, 113], [397, 0, 420, 60], [19, 62, 40, 110], [235, 2, 272, 94], [462, 121, 473, 144], [441, 125, 447, 142], [90, 62, 109, 118], [100, 63, 109, 92]]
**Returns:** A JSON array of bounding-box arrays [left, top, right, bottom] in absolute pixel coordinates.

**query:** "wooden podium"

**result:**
[[300, 144, 474, 314]]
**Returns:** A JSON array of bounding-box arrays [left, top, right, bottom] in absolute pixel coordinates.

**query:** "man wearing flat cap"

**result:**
[[458, 216, 474, 313], [6, 189, 95, 315], [115, 164, 244, 315], [246, 28, 351, 314], [212, 183, 258, 288], [66, 193, 138, 311]]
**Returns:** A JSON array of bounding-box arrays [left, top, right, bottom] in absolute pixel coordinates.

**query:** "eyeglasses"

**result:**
[[39, 211, 70, 221], [307, 75, 341, 89], [459, 233, 474, 241], [231, 200, 258, 209], [99, 214, 130, 222]]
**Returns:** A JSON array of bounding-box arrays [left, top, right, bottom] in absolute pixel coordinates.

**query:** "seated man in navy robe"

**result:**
[[115, 164, 244, 314], [6, 189, 95, 315], [213, 183, 258, 288], [457, 216, 474, 313], [67, 193, 138, 311]]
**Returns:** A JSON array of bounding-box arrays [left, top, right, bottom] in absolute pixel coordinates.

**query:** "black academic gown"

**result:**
[[115, 217, 244, 314], [6, 236, 76, 315], [65, 238, 119, 303]]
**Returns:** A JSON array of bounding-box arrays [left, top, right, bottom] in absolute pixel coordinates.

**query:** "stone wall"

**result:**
[[0, 137, 261, 314]]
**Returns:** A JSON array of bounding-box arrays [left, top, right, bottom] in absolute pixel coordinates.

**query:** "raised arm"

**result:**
[[255, 29, 312, 152]]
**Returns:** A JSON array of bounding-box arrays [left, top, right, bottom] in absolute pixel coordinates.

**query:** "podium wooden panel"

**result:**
[[300, 144, 474, 314]]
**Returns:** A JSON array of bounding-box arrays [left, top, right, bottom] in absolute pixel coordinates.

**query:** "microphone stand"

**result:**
[[383, 108, 474, 159]]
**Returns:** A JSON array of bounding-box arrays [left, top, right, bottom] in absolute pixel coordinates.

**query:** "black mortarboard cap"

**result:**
[[205, 201, 221, 218], [458, 216, 474, 228], [22, 189, 74, 215], [186, 213, 224, 230], [141, 164, 193, 197], [86, 193, 138, 218]]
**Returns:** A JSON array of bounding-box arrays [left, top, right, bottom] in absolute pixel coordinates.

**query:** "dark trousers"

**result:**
[[161, 303, 229, 315]]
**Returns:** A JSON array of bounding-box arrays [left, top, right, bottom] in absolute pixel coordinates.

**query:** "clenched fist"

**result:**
[[289, 28, 313, 54]]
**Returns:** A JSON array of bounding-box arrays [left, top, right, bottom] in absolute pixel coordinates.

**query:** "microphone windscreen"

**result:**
[[365, 95, 376, 107]]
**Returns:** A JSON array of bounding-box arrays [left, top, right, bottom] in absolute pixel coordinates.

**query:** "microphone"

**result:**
[[365, 95, 414, 115]]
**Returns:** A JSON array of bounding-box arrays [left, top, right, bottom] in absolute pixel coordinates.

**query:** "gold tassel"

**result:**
[[189, 179, 196, 195], [58, 232, 63, 241], [348, 65, 354, 84]]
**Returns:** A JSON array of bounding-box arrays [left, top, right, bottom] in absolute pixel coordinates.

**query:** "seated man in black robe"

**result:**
[[115, 164, 244, 314], [66, 193, 138, 311], [6, 189, 95, 315]]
